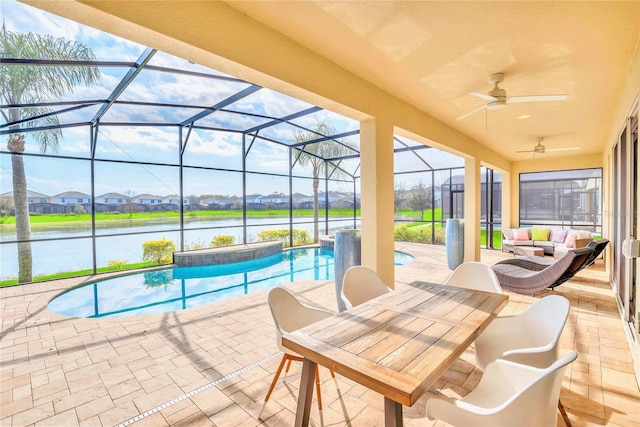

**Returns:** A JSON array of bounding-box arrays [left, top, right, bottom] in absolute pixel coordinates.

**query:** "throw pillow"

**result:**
[[550, 229, 568, 243], [502, 229, 514, 240], [531, 228, 549, 241], [565, 233, 577, 248], [576, 230, 592, 239], [513, 228, 530, 241]]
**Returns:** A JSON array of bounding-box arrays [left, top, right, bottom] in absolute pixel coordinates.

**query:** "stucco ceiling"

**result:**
[[225, 1, 640, 161]]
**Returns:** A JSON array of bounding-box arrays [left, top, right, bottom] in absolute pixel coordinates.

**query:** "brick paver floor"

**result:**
[[1, 242, 639, 426]]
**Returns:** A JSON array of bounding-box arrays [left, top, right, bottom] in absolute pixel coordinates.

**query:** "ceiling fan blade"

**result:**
[[507, 94, 569, 103], [546, 147, 580, 152], [515, 149, 535, 153], [456, 104, 487, 121], [470, 92, 497, 101]]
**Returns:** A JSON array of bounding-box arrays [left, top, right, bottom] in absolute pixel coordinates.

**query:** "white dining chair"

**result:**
[[341, 265, 391, 309], [443, 261, 503, 294], [426, 351, 577, 426], [474, 294, 573, 426], [258, 286, 335, 426]]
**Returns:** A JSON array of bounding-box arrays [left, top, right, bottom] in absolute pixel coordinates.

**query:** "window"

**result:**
[[520, 168, 602, 233]]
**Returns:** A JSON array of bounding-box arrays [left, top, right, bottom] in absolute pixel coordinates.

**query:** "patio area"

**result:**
[[1, 242, 639, 426]]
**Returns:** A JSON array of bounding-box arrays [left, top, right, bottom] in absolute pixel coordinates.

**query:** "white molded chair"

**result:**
[[443, 261, 503, 294], [474, 294, 572, 426], [475, 294, 570, 369], [258, 286, 335, 426], [341, 265, 391, 309], [426, 351, 577, 426]]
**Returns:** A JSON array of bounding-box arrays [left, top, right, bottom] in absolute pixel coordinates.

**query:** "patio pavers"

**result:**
[[1, 242, 639, 426]]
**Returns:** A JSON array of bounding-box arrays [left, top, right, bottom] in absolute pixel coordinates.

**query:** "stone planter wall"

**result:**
[[173, 241, 282, 267], [319, 235, 335, 251]]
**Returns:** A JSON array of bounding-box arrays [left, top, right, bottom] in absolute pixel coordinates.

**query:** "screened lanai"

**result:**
[[1, 1, 477, 284]]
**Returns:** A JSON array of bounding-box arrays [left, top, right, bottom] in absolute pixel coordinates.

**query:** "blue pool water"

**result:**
[[48, 248, 414, 318]]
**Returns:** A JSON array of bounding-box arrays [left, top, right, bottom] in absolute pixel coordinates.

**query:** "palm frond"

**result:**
[[293, 119, 358, 178], [0, 28, 100, 153]]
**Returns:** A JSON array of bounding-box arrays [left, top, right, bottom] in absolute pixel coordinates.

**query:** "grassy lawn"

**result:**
[[395, 207, 442, 222], [0, 208, 361, 225], [0, 261, 157, 287]]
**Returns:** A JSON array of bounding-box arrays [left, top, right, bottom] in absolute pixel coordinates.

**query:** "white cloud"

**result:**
[[3, 0, 143, 61], [186, 131, 242, 157]]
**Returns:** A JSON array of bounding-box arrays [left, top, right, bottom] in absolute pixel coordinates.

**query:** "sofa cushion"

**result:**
[[513, 228, 530, 241], [550, 229, 568, 243], [565, 233, 577, 248], [508, 239, 534, 246], [531, 228, 549, 241], [502, 228, 514, 240], [534, 240, 554, 248]]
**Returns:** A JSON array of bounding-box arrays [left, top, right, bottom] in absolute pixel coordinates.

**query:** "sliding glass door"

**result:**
[[613, 106, 639, 386]]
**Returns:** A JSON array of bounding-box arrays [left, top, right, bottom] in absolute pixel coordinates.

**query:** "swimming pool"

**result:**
[[48, 248, 414, 318]]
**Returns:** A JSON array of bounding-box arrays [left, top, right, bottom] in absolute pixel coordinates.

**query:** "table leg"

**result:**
[[294, 358, 317, 427], [384, 397, 403, 427]]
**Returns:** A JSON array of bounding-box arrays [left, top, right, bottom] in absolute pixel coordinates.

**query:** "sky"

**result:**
[[0, 0, 465, 198]]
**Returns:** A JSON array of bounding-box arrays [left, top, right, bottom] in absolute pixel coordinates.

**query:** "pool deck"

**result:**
[[1, 242, 639, 426]]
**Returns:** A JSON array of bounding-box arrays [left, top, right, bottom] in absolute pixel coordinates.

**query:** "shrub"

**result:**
[[258, 229, 311, 247], [142, 238, 176, 265], [185, 240, 206, 250], [211, 235, 235, 247], [394, 224, 445, 244], [107, 260, 127, 270]]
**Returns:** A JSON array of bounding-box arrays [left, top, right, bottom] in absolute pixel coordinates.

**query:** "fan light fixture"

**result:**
[[456, 72, 568, 121], [487, 100, 506, 110]]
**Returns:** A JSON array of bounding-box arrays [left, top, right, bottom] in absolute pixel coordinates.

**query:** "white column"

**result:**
[[360, 118, 395, 288]]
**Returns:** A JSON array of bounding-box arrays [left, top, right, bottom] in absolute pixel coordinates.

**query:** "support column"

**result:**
[[501, 170, 511, 230], [464, 157, 481, 261], [360, 118, 395, 288]]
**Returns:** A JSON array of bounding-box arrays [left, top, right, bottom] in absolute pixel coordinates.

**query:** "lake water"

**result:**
[[0, 216, 360, 280]]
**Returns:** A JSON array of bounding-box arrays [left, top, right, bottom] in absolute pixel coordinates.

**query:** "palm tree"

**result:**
[[1, 28, 100, 283], [293, 119, 357, 242]]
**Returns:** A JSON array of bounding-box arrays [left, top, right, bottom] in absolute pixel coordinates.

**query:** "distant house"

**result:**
[[132, 194, 165, 212], [0, 190, 64, 214], [50, 191, 92, 205], [298, 192, 338, 209], [163, 195, 188, 206], [259, 194, 290, 209], [291, 193, 308, 209], [0, 190, 49, 204], [98, 192, 129, 205], [332, 196, 359, 209], [50, 191, 92, 213], [246, 194, 266, 210], [162, 195, 188, 211], [201, 197, 235, 210], [133, 194, 163, 205], [95, 192, 130, 213]]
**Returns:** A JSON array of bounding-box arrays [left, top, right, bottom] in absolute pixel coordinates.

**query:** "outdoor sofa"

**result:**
[[501, 227, 593, 257]]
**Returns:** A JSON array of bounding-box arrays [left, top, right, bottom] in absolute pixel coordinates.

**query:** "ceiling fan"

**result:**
[[456, 73, 568, 121], [516, 137, 580, 156]]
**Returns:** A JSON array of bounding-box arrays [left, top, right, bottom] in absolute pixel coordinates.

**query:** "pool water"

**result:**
[[48, 248, 414, 318]]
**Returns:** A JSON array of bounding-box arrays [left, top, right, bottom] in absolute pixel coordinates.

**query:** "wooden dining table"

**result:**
[[282, 280, 509, 426]]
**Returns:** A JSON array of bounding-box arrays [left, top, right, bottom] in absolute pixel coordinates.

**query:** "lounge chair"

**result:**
[[496, 240, 608, 290], [499, 239, 608, 271], [492, 247, 594, 295], [583, 239, 609, 267]]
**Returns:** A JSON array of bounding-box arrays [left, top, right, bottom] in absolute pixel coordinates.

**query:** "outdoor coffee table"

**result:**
[[282, 281, 508, 426], [513, 246, 545, 257]]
